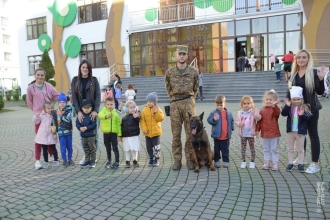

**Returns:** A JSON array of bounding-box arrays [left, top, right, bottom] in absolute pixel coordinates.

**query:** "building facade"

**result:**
[[17, 0, 330, 94]]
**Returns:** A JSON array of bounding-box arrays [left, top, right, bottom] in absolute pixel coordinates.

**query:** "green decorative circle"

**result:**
[[194, 0, 212, 9], [282, 0, 297, 5], [64, 36, 81, 58], [145, 8, 157, 22], [38, 34, 52, 52], [212, 0, 233, 12], [49, 0, 77, 27]]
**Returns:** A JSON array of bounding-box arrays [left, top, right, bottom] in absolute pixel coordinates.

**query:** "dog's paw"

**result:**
[[194, 169, 200, 173], [210, 167, 216, 171]]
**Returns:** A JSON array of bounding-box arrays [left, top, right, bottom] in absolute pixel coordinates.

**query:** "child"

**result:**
[[196, 70, 204, 100], [56, 93, 74, 167], [115, 83, 123, 113], [98, 97, 121, 169], [249, 55, 257, 72], [103, 85, 113, 101], [235, 96, 261, 169], [121, 100, 141, 168], [244, 57, 250, 72], [270, 53, 276, 70], [124, 84, 136, 102], [207, 95, 234, 168], [256, 89, 281, 171], [33, 102, 59, 169], [274, 58, 283, 82], [281, 86, 311, 173], [140, 92, 164, 166], [76, 100, 97, 168]]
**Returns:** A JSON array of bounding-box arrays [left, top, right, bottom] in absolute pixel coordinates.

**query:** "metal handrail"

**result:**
[[190, 57, 198, 68], [309, 49, 330, 66], [99, 63, 130, 86]]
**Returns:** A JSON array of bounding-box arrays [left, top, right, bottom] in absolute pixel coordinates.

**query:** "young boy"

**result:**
[[140, 92, 164, 166], [207, 95, 234, 168], [76, 100, 97, 168], [56, 93, 74, 167], [274, 58, 283, 82], [98, 97, 122, 169]]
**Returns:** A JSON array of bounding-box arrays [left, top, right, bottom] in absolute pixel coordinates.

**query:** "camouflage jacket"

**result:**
[[164, 65, 199, 101]]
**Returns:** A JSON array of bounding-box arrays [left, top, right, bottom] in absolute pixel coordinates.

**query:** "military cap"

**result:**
[[177, 45, 188, 54]]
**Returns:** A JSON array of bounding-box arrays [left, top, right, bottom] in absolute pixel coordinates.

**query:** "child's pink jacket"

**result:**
[[235, 109, 262, 137], [33, 111, 58, 145]]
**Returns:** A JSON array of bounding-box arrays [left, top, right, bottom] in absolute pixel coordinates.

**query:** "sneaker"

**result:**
[[52, 161, 60, 167], [153, 158, 160, 167], [68, 160, 75, 166], [95, 159, 98, 163], [79, 156, 86, 165], [298, 164, 305, 173], [272, 163, 278, 171], [42, 162, 49, 169], [148, 159, 154, 166], [305, 163, 320, 174], [35, 160, 42, 170], [90, 161, 96, 168], [81, 161, 91, 169], [215, 161, 221, 168], [262, 162, 269, 170], [133, 160, 139, 167], [110, 162, 119, 169], [125, 161, 131, 168], [63, 161, 69, 167], [249, 162, 255, 169], [240, 161, 246, 169], [223, 162, 229, 168], [293, 157, 307, 166], [286, 164, 294, 172], [105, 161, 111, 169]]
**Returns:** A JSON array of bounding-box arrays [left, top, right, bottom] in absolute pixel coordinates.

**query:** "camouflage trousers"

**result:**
[[170, 97, 196, 162], [82, 136, 96, 162]]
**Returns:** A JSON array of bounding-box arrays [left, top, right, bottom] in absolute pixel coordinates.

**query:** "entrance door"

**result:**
[[246, 35, 263, 71], [220, 38, 236, 72]]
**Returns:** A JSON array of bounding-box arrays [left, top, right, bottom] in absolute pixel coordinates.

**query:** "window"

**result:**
[[26, 17, 47, 40], [4, 52, 11, 61], [3, 35, 10, 44], [28, 55, 42, 75], [1, 17, 9, 26], [80, 42, 108, 68], [78, 0, 108, 24]]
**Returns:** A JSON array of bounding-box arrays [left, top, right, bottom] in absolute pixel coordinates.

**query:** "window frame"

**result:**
[[80, 42, 109, 68], [4, 52, 11, 61], [1, 16, 9, 26], [3, 34, 10, 44], [26, 17, 47, 40], [78, 0, 108, 24]]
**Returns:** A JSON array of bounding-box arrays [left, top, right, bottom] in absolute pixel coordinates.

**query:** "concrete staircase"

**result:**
[[120, 71, 289, 104]]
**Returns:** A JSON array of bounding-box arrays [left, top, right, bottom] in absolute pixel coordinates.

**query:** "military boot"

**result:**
[[172, 160, 182, 170], [187, 160, 195, 170]]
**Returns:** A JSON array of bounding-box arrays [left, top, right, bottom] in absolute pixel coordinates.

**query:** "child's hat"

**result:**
[[57, 93, 67, 103], [290, 86, 303, 99], [82, 100, 92, 108], [146, 92, 158, 104]]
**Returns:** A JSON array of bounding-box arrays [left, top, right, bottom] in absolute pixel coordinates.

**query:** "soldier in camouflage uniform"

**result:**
[[164, 45, 200, 170]]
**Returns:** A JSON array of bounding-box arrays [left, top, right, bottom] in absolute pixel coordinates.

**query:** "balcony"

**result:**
[[130, 0, 301, 30]]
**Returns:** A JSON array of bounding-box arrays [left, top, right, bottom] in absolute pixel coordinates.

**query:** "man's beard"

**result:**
[[177, 60, 186, 65]]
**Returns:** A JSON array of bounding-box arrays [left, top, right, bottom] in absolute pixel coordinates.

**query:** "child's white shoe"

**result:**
[[240, 161, 246, 169], [249, 162, 255, 169]]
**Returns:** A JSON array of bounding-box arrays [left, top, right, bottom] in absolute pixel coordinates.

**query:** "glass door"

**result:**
[[247, 35, 263, 71], [220, 38, 236, 72]]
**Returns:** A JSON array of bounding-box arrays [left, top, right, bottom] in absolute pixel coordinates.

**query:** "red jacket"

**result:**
[[282, 53, 294, 63], [256, 105, 281, 138]]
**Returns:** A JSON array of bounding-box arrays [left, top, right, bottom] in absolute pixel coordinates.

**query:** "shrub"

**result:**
[[22, 94, 26, 102], [48, 79, 56, 87], [13, 94, 19, 101], [0, 100, 4, 111]]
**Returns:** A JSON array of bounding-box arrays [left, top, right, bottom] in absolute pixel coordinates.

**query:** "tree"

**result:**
[[39, 50, 56, 86]]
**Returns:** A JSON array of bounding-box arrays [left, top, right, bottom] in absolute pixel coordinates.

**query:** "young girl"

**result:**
[[33, 102, 59, 169], [115, 83, 123, 113], [103, 85, 113, 101], [274, 58, 283, 82], [124, 84, 136, 102], [120, 101, 141, 168], [281, 86, 311, 173], [235, 96, 261, 169], [256, 89, 281, 171]]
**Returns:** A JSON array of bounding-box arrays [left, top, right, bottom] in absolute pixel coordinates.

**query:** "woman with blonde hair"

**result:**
[[286, 49, 326, 174]]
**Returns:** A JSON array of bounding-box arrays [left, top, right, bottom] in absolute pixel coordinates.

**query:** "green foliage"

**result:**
[[13, 94, 19, 101], [39, 50, 56, 85], [6, 90, 12, 101], [22, 94, 26, 102], [0, 94, 2, 101], [48, 80, 56, 87], [0, 99, 4, 110]]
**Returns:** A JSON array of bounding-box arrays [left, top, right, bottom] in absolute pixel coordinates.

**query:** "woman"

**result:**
[[26, 68, 59, 169], [287, 49, 326, 174], [112, 74, 122, 112], [71, 60, 101, 165]]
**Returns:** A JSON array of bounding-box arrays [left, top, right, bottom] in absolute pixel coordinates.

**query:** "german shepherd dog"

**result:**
[[188, 112, 216, 173]]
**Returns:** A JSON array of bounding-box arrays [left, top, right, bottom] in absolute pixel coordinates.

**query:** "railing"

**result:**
[[190, 57, 198, 68], [212, 61, 219, 73], [309, 50, 330, 67], [130, 0, 300, 28], [98, 63, 130, 86]]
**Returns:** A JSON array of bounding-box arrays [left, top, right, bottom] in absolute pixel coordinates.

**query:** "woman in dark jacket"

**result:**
[[71, 59, 101, 164], [286, 49, 326, 174]]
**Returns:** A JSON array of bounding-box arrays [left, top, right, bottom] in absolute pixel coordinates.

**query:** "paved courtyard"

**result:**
[[0, 100, 329, 220]]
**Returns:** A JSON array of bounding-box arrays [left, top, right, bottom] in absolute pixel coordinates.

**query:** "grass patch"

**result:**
[[0, 109, 15, 113]]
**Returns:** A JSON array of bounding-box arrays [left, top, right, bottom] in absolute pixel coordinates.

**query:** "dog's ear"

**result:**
[[188, 112, 192, 119], [199, 112, 204, 120]]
